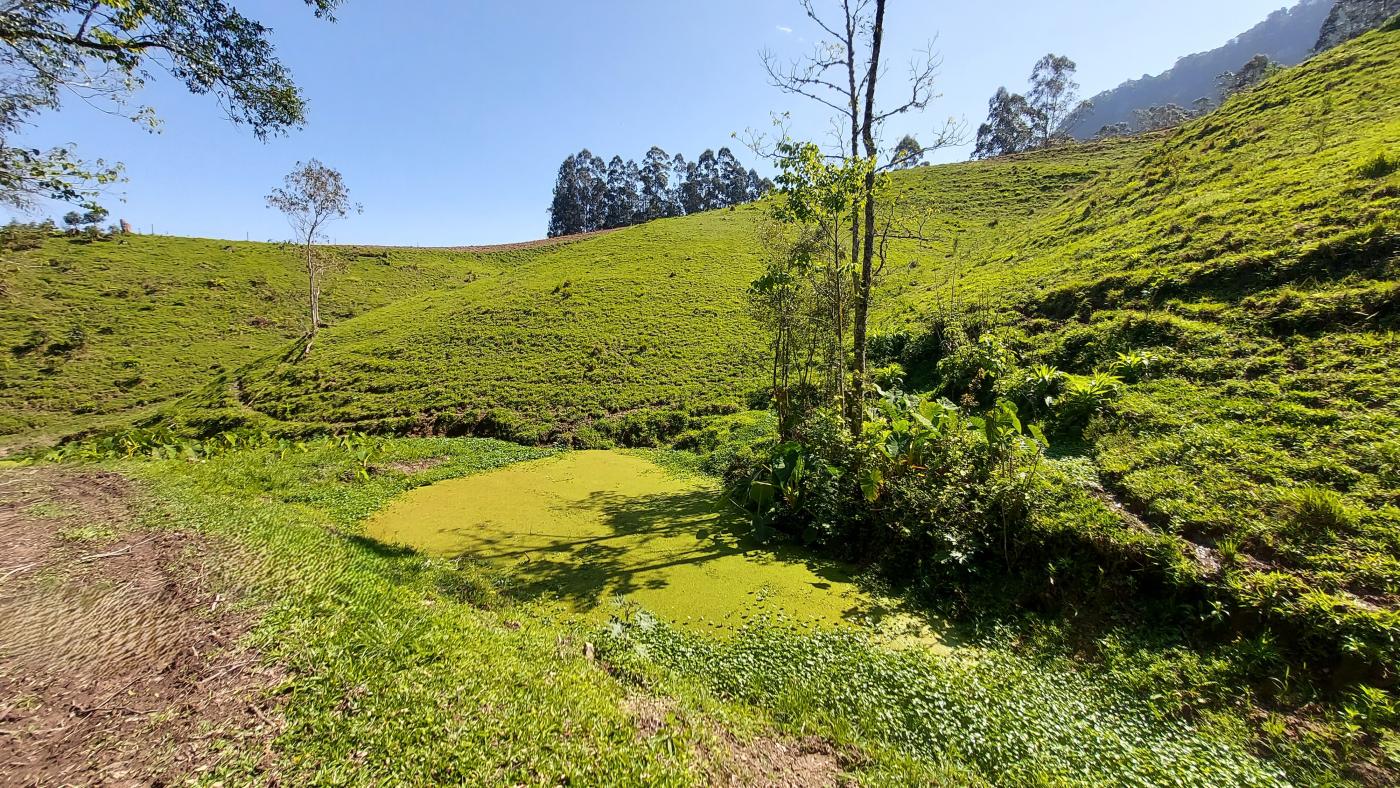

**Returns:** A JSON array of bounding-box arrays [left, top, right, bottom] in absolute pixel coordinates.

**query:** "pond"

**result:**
[[363, 450, 921, 634]]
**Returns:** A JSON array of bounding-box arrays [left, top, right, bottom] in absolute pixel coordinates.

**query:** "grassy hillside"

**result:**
[[871, 21, 1400, 649], [146, 141, 1145, 447], [0, 235, 570, 450]]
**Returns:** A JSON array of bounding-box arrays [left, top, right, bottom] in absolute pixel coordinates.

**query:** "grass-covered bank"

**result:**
[[0, 235, 559, 451], [88, 436, 1296, 785]]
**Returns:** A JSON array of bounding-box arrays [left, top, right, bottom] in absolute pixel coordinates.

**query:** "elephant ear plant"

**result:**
[[739, 384, 1050, 571]]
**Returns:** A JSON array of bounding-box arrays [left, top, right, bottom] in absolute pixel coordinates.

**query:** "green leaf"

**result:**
[[859, 466, 883, 503]]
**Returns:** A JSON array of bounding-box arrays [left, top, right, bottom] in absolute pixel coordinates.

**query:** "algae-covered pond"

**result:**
[[364, 451, 893, 631]]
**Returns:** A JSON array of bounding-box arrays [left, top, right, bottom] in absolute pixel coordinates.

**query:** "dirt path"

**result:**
[[0, 467, 279, 786]]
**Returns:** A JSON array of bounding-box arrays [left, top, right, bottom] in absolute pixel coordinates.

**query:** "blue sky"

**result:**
[[8, 0, 1295, 245]]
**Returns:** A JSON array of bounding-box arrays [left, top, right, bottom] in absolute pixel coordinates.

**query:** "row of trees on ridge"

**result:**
[[546, 147, 774, 237], [974, 51, 1286, 155]]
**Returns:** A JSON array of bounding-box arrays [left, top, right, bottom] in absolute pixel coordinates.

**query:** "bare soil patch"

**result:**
[[378, 456, 450, 475], [0, 467, 278, 786], [624, 694, 851, 787]]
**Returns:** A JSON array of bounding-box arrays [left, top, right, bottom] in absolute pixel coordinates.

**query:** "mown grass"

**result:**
[[125, 437, 1288, 785]]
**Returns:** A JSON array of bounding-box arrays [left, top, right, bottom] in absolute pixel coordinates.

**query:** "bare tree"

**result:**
[[266, 160, 359, 358], [762, 0, 956, 431]]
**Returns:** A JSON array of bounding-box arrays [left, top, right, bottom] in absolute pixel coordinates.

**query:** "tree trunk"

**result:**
[[297, 242, 319, 363], [844, 3, 862, 431], [306, 245, 320, 333], [849, 0, 887, 435]]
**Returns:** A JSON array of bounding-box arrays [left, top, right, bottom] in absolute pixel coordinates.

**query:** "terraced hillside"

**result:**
[[1, 142, 1142, 455], [860, 20, 1399, 684], [138, 141, 1141, 446], [0, 236, 571, 451]]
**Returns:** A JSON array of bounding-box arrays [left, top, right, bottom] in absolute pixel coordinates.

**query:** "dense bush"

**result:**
[[734, 389, 1047, 584]]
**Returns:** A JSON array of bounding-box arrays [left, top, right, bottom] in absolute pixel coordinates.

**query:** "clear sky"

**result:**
[[7, 0, 1295, 246]]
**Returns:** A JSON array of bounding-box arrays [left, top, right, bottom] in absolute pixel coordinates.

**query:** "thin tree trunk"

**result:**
[[849, 0, 887, 434], [843, 0, 862, 429], [297, 240, 319, 362], [306, 245, 320, 331]]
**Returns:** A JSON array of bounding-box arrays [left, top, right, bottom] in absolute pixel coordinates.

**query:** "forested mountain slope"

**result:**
[[1064, 0, 1335, 138]]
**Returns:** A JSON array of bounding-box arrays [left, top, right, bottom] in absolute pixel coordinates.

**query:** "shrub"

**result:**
[[1109, 350, 1160, 383], [933, 334, 1016, 406], [0, 220, 53, 251], [1052, 372, 1124, 432], [1282, 485, 1356, 537], [868, 329, 911, 364], [738, 390, 1046, 576], [1356, 151, 1398, 179], [871, 362, 906, 390]]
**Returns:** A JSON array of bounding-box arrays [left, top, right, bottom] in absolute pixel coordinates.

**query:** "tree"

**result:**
[[717, 147, 751, 207], [891, 134, 923, 168], [266, 160, 358, 358], [1094, 122, 1133, 139], [1026, 54, 1083, 146], [0, 0, 343, 211], [747, 169, 774, 201], [638, 147, 673, 221], [973, 88, 1035, 159], [547, 154, 584, 237], [61, 206, 108, 233], [764, 0, 947, 432], [602, 156, 641, 229], [693, 149, 720, 211], [1133, 103, 1196, 132], [668, 153, 690, 217]]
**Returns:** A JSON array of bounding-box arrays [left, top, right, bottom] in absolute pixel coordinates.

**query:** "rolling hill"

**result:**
[[178, 17, 1399, 679], [4, 8, 1398, 704], [0, 235, 584, 451]]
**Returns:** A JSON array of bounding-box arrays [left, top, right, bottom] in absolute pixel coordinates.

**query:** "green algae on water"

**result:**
[[364, 450, 873, 631]]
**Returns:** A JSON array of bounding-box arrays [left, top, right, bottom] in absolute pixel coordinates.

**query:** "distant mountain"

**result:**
[[1064, 0, 1335, 139], [1316, 0, 1400, 49]]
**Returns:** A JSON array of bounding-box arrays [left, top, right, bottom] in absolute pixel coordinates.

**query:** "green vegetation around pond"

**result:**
[[114, 435, 1287, 785], [363, 450, 878, 633]]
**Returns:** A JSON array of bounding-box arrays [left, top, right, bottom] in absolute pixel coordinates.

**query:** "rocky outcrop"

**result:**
[[1315, 0, 1400, 50]]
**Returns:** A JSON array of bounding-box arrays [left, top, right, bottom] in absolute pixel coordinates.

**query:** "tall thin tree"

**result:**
[[764, 0, 947, 431], [266, 160, 359, 359]]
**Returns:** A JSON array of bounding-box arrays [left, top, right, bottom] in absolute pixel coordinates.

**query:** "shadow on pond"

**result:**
[[451, 485, 911, 630], [363, 450, 946, 634]]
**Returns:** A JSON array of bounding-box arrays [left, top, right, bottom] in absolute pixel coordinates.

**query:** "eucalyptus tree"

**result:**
[[891, 134, 923, 168], [638, 146, 673, 220], [602, 156, 640, 229], [266, 160, 359, 358], [1026, 54, 1083, 146], [973, 88, 1035, 159], [0, 0, 343, 211]]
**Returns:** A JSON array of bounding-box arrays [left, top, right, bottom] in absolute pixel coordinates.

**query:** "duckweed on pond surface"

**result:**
[[364, 450, 891, 632]]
